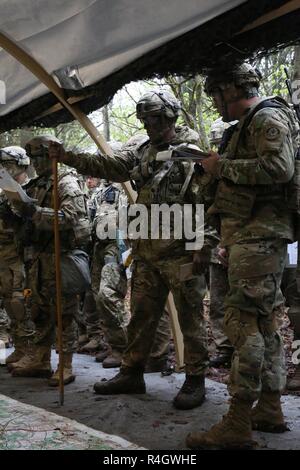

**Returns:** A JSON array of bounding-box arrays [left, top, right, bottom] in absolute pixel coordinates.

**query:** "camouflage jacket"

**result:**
[[208, 97, 299, 247], [0, 191, 21, 265], [63, 127, 219, 261], [23, 167, 91, 252]]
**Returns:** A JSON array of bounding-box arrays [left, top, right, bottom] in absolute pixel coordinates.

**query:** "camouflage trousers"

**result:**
[[209, 262, 233, 354], [0, 306, 10, 337], [84, 241, 128, 350], [224, 239, 287, 401], [86, 242, 171, 356], [122, 255, 208, 375], [281, 267, 300, 340], [0, 255, 33, 346], [27, 252, 78, 354]]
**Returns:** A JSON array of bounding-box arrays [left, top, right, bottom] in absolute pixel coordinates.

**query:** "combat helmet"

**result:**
[[0, 146, 30, 167], [25, 134, 61, 158], [205, 63, 261, 96], [136, 90, 181, 120]]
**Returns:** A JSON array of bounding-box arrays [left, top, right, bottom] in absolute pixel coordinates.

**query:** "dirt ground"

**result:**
[[1, 350, 300, 450]]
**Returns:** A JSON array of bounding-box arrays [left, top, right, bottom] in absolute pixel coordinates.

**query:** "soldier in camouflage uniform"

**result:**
[[187, 63, 299, 449], [49, 90, 218, 409], [0, 147, 33, 361], [9, 136, 91, 386], [87, 179, 128, 367], [93, 179, 173, 370], [79, 176, 104, 352]]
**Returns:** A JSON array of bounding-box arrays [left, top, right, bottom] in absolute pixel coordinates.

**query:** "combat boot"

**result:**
[[94, 366, 146, 395], [80, 337, 103, 353], [251, 391, 288, 433], [11, 346, 52, 378], [186, 397, 256, 450], [286, 365, 300, 392], [95, 348, 109, 363], [6, 338, 27, 365], [102, 350, 123, 368], [173, 375, 205, 410], [78, 334, 89, 347], [48, 353, 76, 386]]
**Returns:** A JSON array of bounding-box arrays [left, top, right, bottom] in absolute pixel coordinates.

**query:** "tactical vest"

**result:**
[[24, 171, 90, 250], [130, 139, 195, 205]]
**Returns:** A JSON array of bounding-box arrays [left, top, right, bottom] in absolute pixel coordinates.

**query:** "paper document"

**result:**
[[0, 165, 36, 204]]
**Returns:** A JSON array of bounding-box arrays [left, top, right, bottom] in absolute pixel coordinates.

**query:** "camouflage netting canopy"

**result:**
[[0, 0, 300, 131]]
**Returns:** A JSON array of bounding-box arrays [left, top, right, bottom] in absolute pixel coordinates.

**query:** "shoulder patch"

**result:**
[[265, 126, 281, 140]]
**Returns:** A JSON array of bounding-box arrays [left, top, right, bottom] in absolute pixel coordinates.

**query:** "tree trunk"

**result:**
[[292, 45, 300, 81], [102, 105, 110, 142]]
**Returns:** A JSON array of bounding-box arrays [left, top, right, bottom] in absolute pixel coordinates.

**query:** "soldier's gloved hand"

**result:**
[[48, 141, 66, 161], [192, 246, 211, 275]]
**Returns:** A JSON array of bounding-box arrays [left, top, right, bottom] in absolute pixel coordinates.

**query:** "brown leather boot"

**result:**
[[287, 365, 300, 392], [80, 338, 103, 353], [48, 353, 76, 386], [78, 334, 89, 347], [251, 391, 288, 433], [95, 348, 109, 363], [186, 397, 256, 450], [11, 346, 52, 378], [102, 350, 123, 368], [6, 338, 27, 365], [94, 366, 146, 395], [173, 375, 205, 410]]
